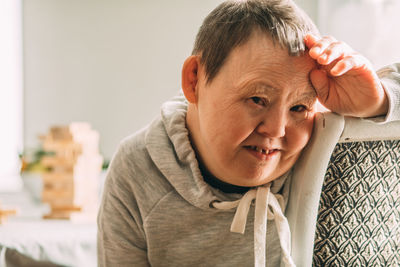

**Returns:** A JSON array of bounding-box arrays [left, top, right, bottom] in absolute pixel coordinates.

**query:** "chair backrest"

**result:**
[[287, 112, 400, 267]]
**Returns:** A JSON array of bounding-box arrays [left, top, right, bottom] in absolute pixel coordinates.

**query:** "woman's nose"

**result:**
[[256, 109, 286, 138]]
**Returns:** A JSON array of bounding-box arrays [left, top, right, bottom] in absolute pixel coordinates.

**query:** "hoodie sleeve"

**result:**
[[379, 63, 400, 122], [97, 143, 150, 267], [367, 63, 400, 123]]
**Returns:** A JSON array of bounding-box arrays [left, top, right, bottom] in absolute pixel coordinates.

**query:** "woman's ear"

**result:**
[[182, 55, 201, 103]]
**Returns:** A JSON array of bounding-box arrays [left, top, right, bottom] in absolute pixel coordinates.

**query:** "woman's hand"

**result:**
[[305, 34, 388, 118]]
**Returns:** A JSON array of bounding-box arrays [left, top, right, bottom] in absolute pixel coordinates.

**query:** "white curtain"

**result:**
[[318, 0, 400, 69], [0, 0, 23, 192]]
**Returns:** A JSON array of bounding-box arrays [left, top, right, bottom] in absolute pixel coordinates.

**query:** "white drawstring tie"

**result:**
[[212, 184, 295, 267]]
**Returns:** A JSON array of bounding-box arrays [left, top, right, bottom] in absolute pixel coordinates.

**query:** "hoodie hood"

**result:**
[[145, 94, 220, 210]]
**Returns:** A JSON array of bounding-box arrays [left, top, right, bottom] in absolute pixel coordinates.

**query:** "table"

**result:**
[[0, 174, 98, 267]]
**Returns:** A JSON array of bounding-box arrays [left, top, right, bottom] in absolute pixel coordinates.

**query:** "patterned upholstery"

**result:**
[[313, 140, 400, 266], [286, 113, 400, 267]]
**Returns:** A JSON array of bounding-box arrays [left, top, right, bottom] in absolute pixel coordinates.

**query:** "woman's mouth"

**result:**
[[245, 146, 280, 159], [247, 146, 278, 155]]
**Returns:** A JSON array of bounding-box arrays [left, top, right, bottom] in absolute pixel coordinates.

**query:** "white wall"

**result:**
[[318, 0, 400, 69], [23, 0, 224, 160], [295, 0, 318, 23]]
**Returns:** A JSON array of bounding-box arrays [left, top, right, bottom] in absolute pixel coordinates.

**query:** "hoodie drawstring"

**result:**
[[212, 184, 295, 267]]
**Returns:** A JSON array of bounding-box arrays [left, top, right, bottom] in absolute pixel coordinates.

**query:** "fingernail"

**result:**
[[307, 33, 320, 40], [308, 33, 317, 39], [319, 54, 327, 61], [311, 47, 321, 55], [330, 67, 339, 76]]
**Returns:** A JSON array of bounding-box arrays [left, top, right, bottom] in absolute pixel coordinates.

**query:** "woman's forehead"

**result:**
[[225, 33, 316, 75], [206, 31, 317, 100]]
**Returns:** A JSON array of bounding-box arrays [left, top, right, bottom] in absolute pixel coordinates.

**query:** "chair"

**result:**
[[287, 112, 400, 266]]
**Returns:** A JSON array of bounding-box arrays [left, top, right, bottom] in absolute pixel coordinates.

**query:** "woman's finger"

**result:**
[[330, 54, 369, 76], [308, 35, 337, 59], [316, 41, 353, 65]]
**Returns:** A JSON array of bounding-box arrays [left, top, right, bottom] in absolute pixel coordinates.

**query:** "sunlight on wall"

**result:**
[[0, 0, 23, 191], [318, 0, 400, 69]]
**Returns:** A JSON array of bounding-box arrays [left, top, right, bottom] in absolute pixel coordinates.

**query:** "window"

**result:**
[[0, 0, 23, 192]]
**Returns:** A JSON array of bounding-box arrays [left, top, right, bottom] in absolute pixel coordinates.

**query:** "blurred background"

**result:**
[[1, 0, 400, 265]]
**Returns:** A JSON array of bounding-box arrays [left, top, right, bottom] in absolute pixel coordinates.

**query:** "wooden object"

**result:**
[[39, 122, 102, 221], [0, 203, 17, 224]]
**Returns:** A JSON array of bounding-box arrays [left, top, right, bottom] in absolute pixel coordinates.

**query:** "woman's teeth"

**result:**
[[250, 146, 273, 155]]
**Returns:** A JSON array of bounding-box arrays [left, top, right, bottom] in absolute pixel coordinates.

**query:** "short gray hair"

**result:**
[[192, 0, 319, 83]]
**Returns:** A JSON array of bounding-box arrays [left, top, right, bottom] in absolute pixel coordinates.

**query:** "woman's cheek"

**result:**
[[288, 121, 314, 153]]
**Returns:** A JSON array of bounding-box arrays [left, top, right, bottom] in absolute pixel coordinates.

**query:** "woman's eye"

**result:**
[[290, 105, 307, 112], [250, 97, 266, 106]]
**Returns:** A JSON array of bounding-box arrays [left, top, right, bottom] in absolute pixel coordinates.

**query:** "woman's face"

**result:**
[[187, 32, 317, 187]]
